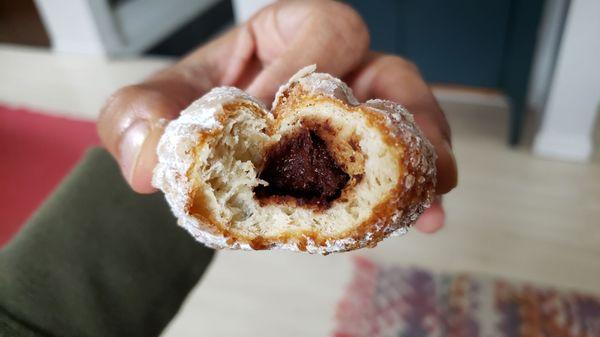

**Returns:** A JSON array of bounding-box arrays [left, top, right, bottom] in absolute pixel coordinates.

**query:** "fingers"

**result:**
[[414, 198, 445, 233], [97, 29, 242, 193], [246, 0, 370, 104], [97, 81, 198, 193], [347, 53, 457, 232], [98, 0, 370, 192], [348, 53, 458, 195]]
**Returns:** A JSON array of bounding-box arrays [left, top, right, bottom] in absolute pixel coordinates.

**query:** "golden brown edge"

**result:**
[[183, 89, 428, 252]]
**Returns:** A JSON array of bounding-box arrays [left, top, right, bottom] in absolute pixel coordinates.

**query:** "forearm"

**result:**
[[0, 148, 214, 337]]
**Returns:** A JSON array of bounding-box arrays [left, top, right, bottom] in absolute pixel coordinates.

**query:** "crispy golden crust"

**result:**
[[153, 66, 436, 254], [183, 87, 434, 252]]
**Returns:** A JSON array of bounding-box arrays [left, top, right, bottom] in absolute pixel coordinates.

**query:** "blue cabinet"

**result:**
[[346, 0, 545, 144]]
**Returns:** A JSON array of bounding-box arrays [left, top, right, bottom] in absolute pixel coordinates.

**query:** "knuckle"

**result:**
[[387, 56, 420, 74], [100, 84, 156, 119], [110, 84, 154, 106], [101, 85, 142, 117], [319, 2, 370, 55], [333, 2, 368, 31], [97, 84, 154, 142]]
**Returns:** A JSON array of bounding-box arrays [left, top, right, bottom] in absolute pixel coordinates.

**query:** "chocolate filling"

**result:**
[[254, 128, 349, 206]]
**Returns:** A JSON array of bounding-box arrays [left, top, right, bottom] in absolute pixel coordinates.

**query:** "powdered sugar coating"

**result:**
[[153, 67, 436, 254], [364, 100, 437, 235], [276, 67, 436, 244], [273, 65, 359, 108], [152, 87, 268, 250]]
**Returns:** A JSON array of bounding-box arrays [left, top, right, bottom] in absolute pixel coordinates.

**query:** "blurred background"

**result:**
[[1, 0, 599, 336]]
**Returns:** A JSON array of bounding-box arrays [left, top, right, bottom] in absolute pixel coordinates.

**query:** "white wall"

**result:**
[[34, 0, 219, 57], [533, 0, 600, 162], [526, 0, 569, 114], [232, 0, 275, 23], [34, 0, 117, 56]]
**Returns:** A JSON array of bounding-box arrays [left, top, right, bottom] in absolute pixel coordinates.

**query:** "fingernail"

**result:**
[[441, 140, 459, 190], [119, 120, 150, 184]]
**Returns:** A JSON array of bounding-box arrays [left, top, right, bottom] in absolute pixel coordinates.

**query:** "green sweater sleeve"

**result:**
[[0, 148, 214, 337]]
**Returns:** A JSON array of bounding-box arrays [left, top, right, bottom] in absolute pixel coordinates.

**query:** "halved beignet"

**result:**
[[152, 65, 436, 254]]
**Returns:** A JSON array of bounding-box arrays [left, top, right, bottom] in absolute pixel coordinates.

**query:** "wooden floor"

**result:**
[[369, 99, 600, 294], [1, 46, 599, 335]]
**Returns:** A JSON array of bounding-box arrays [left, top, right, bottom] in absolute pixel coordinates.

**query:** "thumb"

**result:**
[[97, 81, 196, 193], [245, 1, 369, 105]]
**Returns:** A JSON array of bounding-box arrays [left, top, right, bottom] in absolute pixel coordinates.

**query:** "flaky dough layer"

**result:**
[[152, 65, 436, 254]]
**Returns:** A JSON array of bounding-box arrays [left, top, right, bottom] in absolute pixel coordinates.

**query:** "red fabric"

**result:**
[[0, 105, 99, 246]]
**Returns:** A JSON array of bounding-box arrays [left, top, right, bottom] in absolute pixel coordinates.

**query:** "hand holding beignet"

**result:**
[[97, 1, 457, 242]]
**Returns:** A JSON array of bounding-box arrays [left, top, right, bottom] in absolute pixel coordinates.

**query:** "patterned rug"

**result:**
[[334, 257, 600, 337]]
